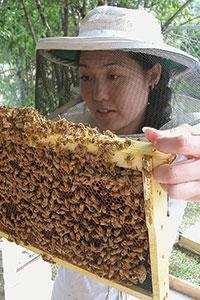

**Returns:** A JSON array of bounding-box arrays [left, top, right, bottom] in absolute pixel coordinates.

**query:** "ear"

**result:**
[[147, 63, 162, 88]]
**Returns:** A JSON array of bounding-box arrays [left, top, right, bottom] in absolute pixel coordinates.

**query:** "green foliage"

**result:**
[[0, 1, 35, 106], [169, 202, 200, 286], [179, 202, 200, 233], [0, 0, 199, 112], [170, 245, 200, 285]]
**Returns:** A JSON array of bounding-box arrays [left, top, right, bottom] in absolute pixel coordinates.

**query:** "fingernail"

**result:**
[[142, 127, 158, 133], [142, 127, 161, 141]]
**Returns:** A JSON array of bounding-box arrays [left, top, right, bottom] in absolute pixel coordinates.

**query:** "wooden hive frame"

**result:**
[[0, 107, 172, 300]]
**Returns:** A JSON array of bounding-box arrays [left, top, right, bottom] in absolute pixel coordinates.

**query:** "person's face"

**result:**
[[79, 51, 160, 135]]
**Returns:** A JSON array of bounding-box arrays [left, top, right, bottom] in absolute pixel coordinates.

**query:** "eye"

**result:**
[[80, 75, 91, 82], [108, 74, 119, 80]]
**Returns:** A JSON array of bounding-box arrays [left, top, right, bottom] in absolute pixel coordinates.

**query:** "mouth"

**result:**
[[96, 109, 116, 118]]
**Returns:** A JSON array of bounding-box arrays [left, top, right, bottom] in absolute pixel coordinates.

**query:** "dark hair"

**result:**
[[128, 52, 172, 132]]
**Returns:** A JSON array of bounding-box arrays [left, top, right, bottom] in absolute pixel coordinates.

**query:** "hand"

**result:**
[[143, 124, 200, 202]]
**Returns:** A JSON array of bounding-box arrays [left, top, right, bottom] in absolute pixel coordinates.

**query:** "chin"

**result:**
[[98, 122, 121, 133]]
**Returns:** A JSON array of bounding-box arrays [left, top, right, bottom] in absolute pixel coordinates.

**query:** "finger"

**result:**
[[142, 124, 193, 142], [154, 135, 200, 157], [187, 195, 200, 202], [160, 181, 200, 201], [143, 125, 200, 157], [153, 159, 200, 184]]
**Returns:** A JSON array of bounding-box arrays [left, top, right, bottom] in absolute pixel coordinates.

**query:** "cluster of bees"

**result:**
[[0, 107, 150, 286]]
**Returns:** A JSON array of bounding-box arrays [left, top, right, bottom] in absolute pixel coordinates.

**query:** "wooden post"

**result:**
[[178, 222, 200, 255], [169, 275, 200, 299]]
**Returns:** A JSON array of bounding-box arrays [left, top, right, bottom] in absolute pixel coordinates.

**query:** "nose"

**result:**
[[92, 77, 109, 102]]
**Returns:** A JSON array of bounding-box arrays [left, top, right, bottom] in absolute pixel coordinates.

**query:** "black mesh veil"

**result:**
[[35, 51, 81, 116], [35, 48, 200, 133]]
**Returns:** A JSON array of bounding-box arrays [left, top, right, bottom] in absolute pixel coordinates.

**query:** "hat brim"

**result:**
[[36, 37, 200, 73]]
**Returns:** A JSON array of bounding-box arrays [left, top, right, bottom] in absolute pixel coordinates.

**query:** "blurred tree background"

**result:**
[[0, 0, 199, 115]]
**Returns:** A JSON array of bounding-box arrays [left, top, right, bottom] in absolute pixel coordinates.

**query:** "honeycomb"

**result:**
[[0, 107, 170, 288]]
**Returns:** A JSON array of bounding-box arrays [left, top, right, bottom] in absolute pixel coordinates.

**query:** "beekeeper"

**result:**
[[36, 5, 200, 300]]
